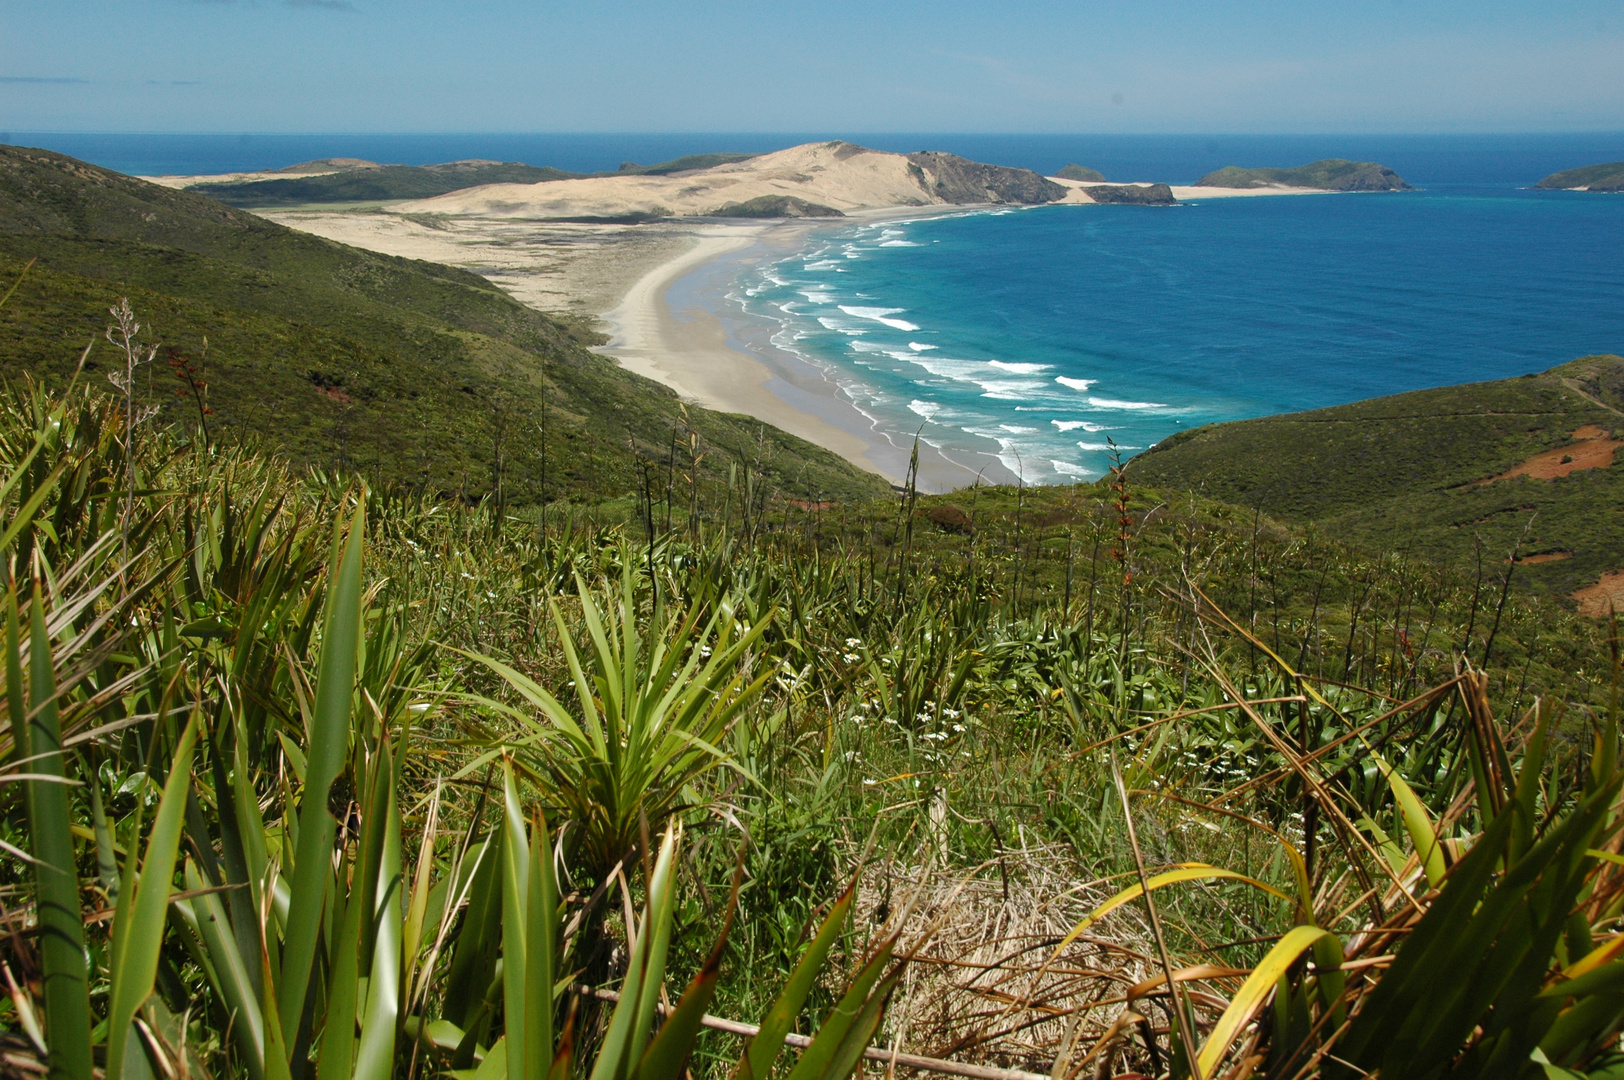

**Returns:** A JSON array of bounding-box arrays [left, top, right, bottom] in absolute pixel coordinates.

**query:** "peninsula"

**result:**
[[1536, 162, 1624, 192]]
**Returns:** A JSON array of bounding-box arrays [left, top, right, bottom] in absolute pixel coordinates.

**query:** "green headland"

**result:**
[[1196, 158, 1413, 190], [1536, 161, 1624, 191]]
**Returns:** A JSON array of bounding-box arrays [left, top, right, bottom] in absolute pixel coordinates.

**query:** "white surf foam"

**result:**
[[1051, 460, 1095, 478], [999, 425, 1038, 434], [990, 361, 1051, 374], [1050, 420, 1109, 432], [1055, 376, 1097, 392], [908, 342, 937, 352], [1087, 396, 1165, 410], [908, 400, 942, 420], [839, 305, 921, 332], [816, 316, 865, 335]]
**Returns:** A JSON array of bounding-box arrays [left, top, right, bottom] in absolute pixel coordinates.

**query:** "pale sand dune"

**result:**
[[400, 142, 944, 219], [257, 208, 701, 316]]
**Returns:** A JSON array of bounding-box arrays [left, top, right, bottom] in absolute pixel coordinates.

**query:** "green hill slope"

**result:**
[[1535, 162, 1624, 192], [0, 144, 888, 504], [189, 159, 581, 208], [1124, 356, 1624, 602], [616, 153, 758, 175], [1196, 159, 1411, 191]]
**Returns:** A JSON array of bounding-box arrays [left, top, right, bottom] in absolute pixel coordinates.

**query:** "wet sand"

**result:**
[[596, 213, 1017, 491]]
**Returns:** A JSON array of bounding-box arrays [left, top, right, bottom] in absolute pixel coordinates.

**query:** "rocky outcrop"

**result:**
[[1536, 162, 1624, 192], [1084, 183, 1176, 205], [709, 195, 844, 218], [905, 152, 1068, 205], [1196, 160, 1411, 191], [1056, 164, 1106, 182]]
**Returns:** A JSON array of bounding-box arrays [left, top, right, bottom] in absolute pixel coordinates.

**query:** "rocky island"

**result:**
[[1055, 163, 1106, 182], [1196, 158, 1412, 191], [1536, 162, 1624, 192]]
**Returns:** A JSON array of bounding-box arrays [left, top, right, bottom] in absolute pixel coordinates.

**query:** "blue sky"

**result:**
[[3, 0, 1621, 133]]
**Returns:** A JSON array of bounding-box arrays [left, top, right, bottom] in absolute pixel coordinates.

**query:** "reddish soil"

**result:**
[[1489, 424, 1620, 483], [1575, 571, 1624, 618], [1508, 551, 1573, 565]]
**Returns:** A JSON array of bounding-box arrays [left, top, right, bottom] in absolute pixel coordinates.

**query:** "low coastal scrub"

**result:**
[[1125, 355, 1624, 604], [4, 336, 1624, 1080]]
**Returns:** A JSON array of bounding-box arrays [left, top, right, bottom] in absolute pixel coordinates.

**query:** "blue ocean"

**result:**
[[16, 131, 1624, 482], [731, 183, 1624, 482]]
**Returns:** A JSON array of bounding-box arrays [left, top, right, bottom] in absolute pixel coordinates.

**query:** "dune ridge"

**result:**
[[397, 141, 1067, 220]]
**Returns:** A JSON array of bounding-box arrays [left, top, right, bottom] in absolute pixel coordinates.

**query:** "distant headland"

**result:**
[[1195, 159, 1411, 191], [1536, 162, 1624, 192], [144, 142, 1412, 222]]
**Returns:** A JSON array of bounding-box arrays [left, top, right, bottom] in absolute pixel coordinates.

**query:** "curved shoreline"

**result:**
[[594, 213, 1011, 491]]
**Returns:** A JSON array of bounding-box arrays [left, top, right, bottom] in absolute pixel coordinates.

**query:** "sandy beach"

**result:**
[[207, 144, 1353, 492], [594, 213, 1013, 490]]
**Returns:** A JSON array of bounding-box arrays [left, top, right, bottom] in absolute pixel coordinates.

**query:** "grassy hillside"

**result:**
[[3, 377, 1620, 1080], [0, 144, 889, 504], [1196, 158, 1412, 191], [1124, 355, 1624, 601], [189, 159, 582, 207], [1535, 161, 1624, 191]]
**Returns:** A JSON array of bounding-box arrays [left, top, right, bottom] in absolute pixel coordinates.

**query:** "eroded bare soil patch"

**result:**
[[1489, 424, 1620, 482], [1574, 570, 1624, 617]]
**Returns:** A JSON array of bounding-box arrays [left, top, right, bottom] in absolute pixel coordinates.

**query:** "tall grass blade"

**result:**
[[352, 741, 403, 1080], [734, 881, 858, 1080], [1194, 925, 1331, 1078], [277, 498, 367, 1053], [106, 714, 202, 1080], [1373, 751, 1446, 888], [19, 578, 92, 1080], [502, 760, 533, 1080]]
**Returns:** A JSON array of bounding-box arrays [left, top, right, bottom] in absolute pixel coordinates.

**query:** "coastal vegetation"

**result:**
[[190, 160, 583, 208], [1125, 355, 1624, 605], [6, 139, 1624, 1080], [1536, 163, 1624, 192], [3, 358, 1623, 1080], [1195, 160, 1411, 191], [182, 155, 768, 209], [0, 144, 886, 504], [617, 153, 760, 175], [710, 195, 845, 218]]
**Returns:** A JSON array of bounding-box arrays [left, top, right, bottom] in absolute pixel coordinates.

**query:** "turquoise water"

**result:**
[[19, 132, 1624, 482], [732, 187, 1624, 482]]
